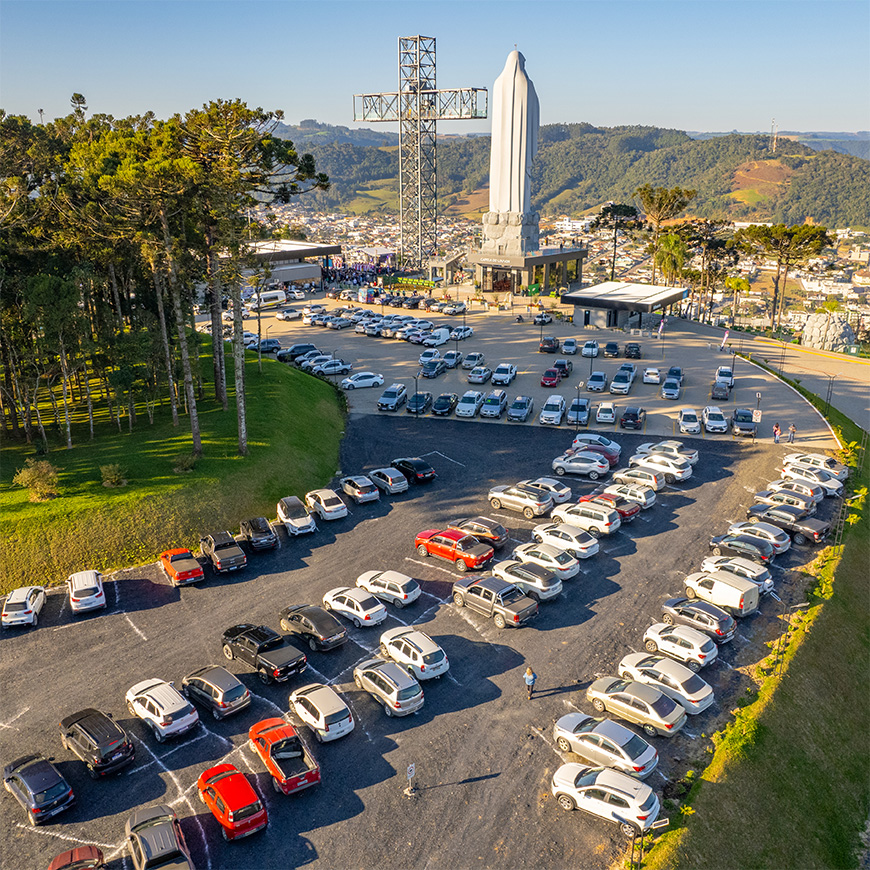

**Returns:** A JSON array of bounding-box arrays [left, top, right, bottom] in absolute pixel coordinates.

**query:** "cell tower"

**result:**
[[354, 36, 487, 269], [769, 118, 778, 153]]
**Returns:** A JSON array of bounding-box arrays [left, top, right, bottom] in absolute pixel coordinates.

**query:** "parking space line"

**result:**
[[0, 706, 30, 730], [682, 730, 698, 739], [14, 824, 121, 851], [404, 557, 458, 578], [447, 604, 499, 648], [247, 690, 288, 717], [491, 513, 536, 525], [530, 725, 570, 761], [411, 598, 447, 626], [719, 660, 734, 670], [421, 449, 466, 467], [123, 612, 147, 641]]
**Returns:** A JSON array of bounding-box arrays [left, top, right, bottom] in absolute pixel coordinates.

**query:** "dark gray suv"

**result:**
[[126, 805, 194, 870], [181, 665, 251, 719], [731, 408, 757, 437]]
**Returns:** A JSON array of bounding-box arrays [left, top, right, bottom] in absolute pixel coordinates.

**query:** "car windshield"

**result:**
[[456, 537, 479, 551], [544, 401, 561, 411], [574, 768, 604, 788], [383, 390, 398, 399], [423, 649, 445, 664], [283, 501, 308, 519], [397, 685, 422, 701], [233, 801, 263, 821], [324, 709, 349, 725], [554, 552, 574, 565], [484, 397, 500, 405], [170, 553, 191, 562], [358, 484, 376, 494], [623, 733, 650, 759], [640, 792, 658, 812], [511, 400, 528, 409], [709, 412, 725, 423], [682, 412, 697, 422], [649, 695, 675, 716], [458, 397, 475, 405], [77, 586, 99, 597], [4, 602, 26, 612], [215, 541, 238, 552], [681, 674, 707, 694], [663, 380, 678, 389], [223, 684, 247, 703], [34, 780, 69, 804], [735, 411, 753, 422]]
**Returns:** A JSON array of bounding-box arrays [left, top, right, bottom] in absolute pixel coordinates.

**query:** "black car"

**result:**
[[406, 392, 433, 415], [709, 533, 775, 565], [432, 393, 459, 416], [277, 343, 318, 363], [619, 407, 646, 430], [667, 366, 684, 385], [624, 343, 642, 359], [239, 517, 278, 550], [279, 604, 348, 651], [746, 504, 830, 545], [661, 598, 736, 643], [221, 624, 307, 684], [59, 709, 134, 778], [3, 755, 75, 825], [603, 342, 620, 358], [553, 359, 573, 378], [539, 336, 560, 353], [181, 665, 251, 720], [391, 457, 436, 483], [420, 359, 447, 378], [507, 395, 534, 422], [447, 516, 509, 549]]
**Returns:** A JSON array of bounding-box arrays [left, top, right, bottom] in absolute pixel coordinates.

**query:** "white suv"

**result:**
[[126, 679, 200, 742], [642, 623, 717, 671], [539, 395, 566, 425], [456, 390, 484, 418], [67, 570, 107, 614], [379, 628, 450, 680], [551, 502, 621, 537], [277, 496, 317, 535], [702, 406, 728, 433]]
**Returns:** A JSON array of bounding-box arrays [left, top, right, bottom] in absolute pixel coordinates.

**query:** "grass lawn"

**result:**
[[646, 404, 869, 869], [0, 347, 344, 592]]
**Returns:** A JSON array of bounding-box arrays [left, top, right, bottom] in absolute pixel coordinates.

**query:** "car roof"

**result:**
[[6, 755, 60, 790], [469, 575, 514, 593], [202, 765, 257, 808], [209, 530, 236, 545], [359, 658, 418, 689], [383, 627, 440, 654], [593, 766, 651, 799], [293, 683, 347, 715], [187, 665, 242, 692], [5, 586, 41, 604], [60, 708, 123, 742], [68, 570, 101, 587], [595, 718, 637, 747]]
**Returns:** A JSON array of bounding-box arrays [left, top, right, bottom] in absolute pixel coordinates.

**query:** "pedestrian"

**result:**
[[523, 667, 537, 701], [773, 423, 781, 444], [787, 423, 796, 443]]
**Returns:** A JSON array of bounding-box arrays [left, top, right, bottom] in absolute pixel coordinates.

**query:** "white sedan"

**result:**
[[618, 653, 715, 714], [642, 367, 661, 384], [532, 523, 599, 559], [635, 440, 699, 465], [341, 371, 384, 390], [511, 542, 581, 580], [728, 521, 791, 554], [596, 402, 616, 424], [322, 587, 387, 628], [276, 308, 301, 321], [780, 464, 844, 496], [783, 452, 848, 481], [288, 683, 354, 743], [518, 477, 573, 504], [450, 326, 474, 340], [552, 451, 609, 480], [629, 453, 693, 482], [304, 489, 348, 520]]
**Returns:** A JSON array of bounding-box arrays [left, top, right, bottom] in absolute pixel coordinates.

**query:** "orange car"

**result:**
[[159, 549, 204, 587], [248, 719, 321, 795]]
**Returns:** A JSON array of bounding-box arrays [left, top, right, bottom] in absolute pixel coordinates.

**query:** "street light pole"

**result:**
[[824, 373, 840, 417], [413, 371, 420, 421], [575, 383, 581, 433]]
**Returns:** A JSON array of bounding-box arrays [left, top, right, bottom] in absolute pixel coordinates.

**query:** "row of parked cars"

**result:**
[[545, 447, 845, 839]]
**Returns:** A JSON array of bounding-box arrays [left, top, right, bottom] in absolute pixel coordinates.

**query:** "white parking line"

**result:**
[[445, 671, 461, 686], [491, 513, 536, 525], [247, 690, 287, 717], [0, 706, 30, 730], [14, 824, 120, 851], [682, 730, 698, 739], [405, 557, 458, 578], [421, 450, 466, 467], [123, 612, 147, 641], [530, 725, 569, 761], [719, 660, 734, 669], [447, 604, 499, 648], [411, 598, 447, 626]]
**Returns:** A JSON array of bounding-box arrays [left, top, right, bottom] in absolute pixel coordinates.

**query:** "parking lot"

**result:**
[[244, 299, 837, 449], [0, 412, 841, 870]]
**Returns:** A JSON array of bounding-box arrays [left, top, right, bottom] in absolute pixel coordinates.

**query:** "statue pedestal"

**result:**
[[480, 211, 540, 257]]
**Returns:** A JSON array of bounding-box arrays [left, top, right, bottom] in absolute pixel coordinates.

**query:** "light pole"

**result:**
[[823, 372, 841, 417], [575, 382, 581, 433], [412, 371, 421, 420], [769, 593, 810, 676]]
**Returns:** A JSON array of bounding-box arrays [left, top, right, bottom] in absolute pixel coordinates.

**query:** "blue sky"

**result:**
[[2, 0, 868, 133]]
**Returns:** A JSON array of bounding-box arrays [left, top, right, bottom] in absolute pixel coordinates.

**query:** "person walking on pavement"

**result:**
[[773, 423, 781, 444], [787, 423, 796, 443], [524, 667, 537, 700]]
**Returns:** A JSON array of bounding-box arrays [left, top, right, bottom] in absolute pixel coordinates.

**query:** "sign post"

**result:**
[[404, 763, 417, 797]]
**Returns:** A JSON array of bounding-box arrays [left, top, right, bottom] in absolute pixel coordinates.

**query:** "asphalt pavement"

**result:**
[[0, 414, 842, 870]]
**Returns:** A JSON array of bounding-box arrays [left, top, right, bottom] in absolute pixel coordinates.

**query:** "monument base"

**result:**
[[480, 211, 540, 257]]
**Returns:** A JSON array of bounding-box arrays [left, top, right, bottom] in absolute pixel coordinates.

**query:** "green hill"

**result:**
[[285, 122, 870, 228]]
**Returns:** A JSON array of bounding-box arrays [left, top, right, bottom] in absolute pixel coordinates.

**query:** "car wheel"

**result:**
[[308, 638, 319, 652], [556, 737, 571, 753], [643, 724, 657, 737], [557, 794, 576, 812], [60, 734, 68, 750], [589, 471, 600, 481], [352, 617, 362, 629], [87, 764, 99, 780], [151, 724, 165, 743], [645, 640, 658, 652], [592, 698, 606, 712], [490, 498, 501, 510], [354, 674, 363, 688], [588, 527, 601, 538], [455, 558, 469, 574], [687, 661, 701, 673], [28, 811, 38, 827], [394, 598, 405, 609], [793, 532, 807, 546], [665, 474, 675, 484], [748, 516, 760, 524], [523, 507, 535, 519], [222, 644, 235, 661], [221, 827, 230, 842], [347, 384, 354, 390], [528, 592, 540, 602], [258, 670, 272, 685], [554, 466, 566, 476], [314, 730, 324, 743], [31, 614, 38, 628], [685, 586, 696, 599], [453, 593, 464, 607], [383, 703, 394, 718], [280, 619, 291, 631], [212, 708, 221, 721], [620, 822, 639, 838], [712, 546, 722, 556], [416, 544, 429, 557], [127, 702, 137, 717], [493, 613, 507, 629], [272, 777, 283, 794]]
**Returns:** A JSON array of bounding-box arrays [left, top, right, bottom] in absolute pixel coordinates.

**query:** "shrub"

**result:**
[[100, 464, 126, 487], [173, 453, 197, 473], [12, 459, 60, 501]]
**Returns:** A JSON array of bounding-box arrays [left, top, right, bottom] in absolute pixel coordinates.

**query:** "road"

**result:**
[[0, 415, 841, 870]]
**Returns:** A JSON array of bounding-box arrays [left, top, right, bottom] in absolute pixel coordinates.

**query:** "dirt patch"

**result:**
[[733, 160, 793, 188]]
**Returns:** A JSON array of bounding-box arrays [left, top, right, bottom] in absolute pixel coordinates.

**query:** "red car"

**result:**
[[414, 529, 494, 572], [159, 548, 204, 587], [197, 764, 268, 841], [248, 719, 321, 796], [48, 847, 104, 870], [540, 368, 562, 387], [578, 492, 640, 522], [575, 443, 620, 468]]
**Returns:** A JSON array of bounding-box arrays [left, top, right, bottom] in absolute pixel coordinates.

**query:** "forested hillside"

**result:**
[[288, 122, 870, 228]]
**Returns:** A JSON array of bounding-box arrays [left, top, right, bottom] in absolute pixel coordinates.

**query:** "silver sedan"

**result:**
[[553, 713, 658, 778], [728, 520, 791, 554], [586, 677, 687, 737], [618, 653, 715, 714]]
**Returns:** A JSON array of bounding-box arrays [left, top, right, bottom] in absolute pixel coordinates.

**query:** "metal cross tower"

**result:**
[[354, 36, 487, 269]]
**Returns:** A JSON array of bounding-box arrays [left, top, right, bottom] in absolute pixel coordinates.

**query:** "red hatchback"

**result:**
[[578, 492, 640, 522], [541, 368, 562, 387], [414, 529, 494, 572], [197, 764, 267, 841]]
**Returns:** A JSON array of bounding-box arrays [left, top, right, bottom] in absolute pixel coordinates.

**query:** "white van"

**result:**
[[250, 289, 287, 310], [683, 571, 760, 617], [423, 327, 451, 347]]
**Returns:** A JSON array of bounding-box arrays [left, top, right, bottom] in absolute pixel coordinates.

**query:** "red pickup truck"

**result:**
[[248, 719, 320, 795]]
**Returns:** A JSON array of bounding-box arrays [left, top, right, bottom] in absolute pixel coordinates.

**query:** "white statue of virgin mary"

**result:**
[[488, 50, 539, 216]]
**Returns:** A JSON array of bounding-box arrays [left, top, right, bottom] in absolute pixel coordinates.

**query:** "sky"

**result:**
[[1, 0, 868, 135]]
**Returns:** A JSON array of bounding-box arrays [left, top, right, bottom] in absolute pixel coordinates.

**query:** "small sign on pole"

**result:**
[[404, 763, 417, 797], [752, 409, 762, 423]]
